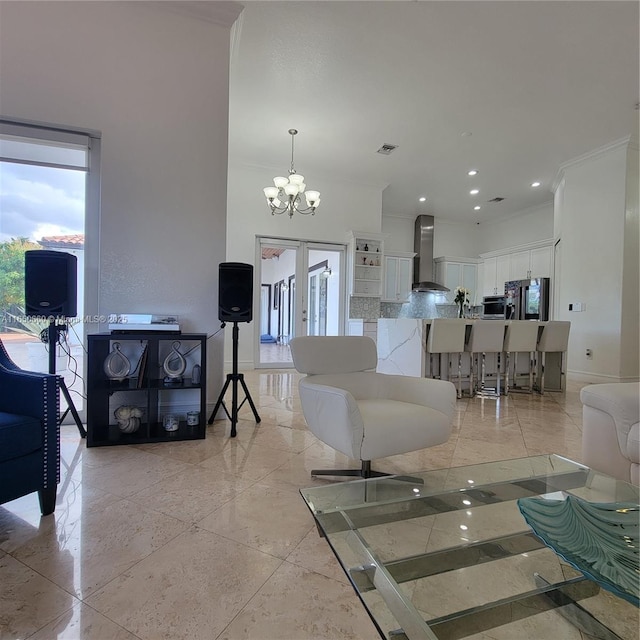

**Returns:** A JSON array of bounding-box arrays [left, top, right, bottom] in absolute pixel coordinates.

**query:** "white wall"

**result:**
[[475, 203, 554, 255], [433, 219, 480, 258], [226, 162, 382, 366], [381, 215, 415, 253], [620, 143, 639, 379], [381, 207, 555, 262], [0, 1, 240, 405], [555, 139, 638, 381]]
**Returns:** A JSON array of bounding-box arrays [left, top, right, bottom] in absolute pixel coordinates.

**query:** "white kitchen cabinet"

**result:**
[[382, 252, 415, 302], [481, 241, 553, 296], [529, 245, 553, 278], [364, 320, 378, 344], [482, 254, 510, 297], [510, 250, 531, 280], [347, 319, 378, 343], [348, 232, 385, 297], [510, 245, 552, 280], [435, 257, 479, 304]]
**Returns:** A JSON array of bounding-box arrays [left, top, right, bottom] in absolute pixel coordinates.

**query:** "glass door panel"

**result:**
[[256, 238, 346, 367]]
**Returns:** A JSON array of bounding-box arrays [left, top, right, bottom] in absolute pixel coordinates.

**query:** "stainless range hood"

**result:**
[[412, 215, 449, 292]]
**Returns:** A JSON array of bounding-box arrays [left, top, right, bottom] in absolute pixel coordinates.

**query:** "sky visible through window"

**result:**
[[0, 161, 85, 242]]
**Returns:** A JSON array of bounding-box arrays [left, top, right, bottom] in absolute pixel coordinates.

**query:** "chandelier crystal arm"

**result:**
[[263, 128, 321, 218]]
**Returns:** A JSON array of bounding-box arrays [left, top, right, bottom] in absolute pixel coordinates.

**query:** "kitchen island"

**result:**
[[377, 318, 565, 393], [377, 318, 425, 376]]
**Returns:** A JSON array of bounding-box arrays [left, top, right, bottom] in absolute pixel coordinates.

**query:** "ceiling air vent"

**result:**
[[487, 197, 505, 203], [376, 143, 398, 155]]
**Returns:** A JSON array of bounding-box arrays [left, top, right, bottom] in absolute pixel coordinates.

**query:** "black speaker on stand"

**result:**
[[24, 250, 86, 438], [208, 262, 261, 437]]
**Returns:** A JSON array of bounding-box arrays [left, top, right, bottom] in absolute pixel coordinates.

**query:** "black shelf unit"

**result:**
[[87, 332, 207, 447]]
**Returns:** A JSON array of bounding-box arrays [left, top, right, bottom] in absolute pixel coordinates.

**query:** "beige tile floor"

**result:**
[[0, 371, 634, 640]]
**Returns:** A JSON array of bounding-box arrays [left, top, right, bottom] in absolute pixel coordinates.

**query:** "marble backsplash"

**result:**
[[383, 293, 481, 319], [349, 297, 381, 320], [350, 293, 481, 320]]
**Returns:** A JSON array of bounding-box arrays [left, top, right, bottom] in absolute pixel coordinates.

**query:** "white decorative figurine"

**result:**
[[114, 405, 142, 433]]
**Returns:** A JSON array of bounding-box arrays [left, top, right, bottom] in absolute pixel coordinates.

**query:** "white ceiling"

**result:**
[[228, 1, 639, 223]]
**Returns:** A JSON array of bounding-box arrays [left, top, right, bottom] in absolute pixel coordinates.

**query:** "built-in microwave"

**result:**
[[482, 295, 506, 319]]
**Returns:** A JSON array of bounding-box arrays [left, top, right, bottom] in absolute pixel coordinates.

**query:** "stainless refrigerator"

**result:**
[[504, 278, 550, 321]]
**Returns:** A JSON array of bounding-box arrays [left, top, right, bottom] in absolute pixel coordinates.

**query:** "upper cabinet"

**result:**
[[510, 245, 552, 280], [529, 246, 553, 278], [481, 240, 553, 296], [383, 252, 415, 302], [481, 255, 510, 297], [510, 245, 553, 280], [348, 232, 385, 297], [435, 257, 480, 304]]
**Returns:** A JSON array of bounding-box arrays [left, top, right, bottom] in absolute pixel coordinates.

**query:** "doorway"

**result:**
[[256, 238, 346, 367]]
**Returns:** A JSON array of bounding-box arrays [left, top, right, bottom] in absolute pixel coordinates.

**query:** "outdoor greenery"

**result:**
[[0, 237, 41, 330]]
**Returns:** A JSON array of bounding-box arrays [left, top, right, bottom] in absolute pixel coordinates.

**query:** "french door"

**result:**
[[256, 237, 346, 368]]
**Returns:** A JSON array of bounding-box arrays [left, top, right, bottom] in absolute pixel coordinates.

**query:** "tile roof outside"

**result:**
[[38, 234, 85, 249]]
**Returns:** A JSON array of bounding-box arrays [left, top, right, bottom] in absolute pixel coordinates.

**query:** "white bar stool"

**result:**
[[425, 318, 466, 398], [465, 320, 505, 397], [536, 321, 571, 394], [502, 321, 539, 395]]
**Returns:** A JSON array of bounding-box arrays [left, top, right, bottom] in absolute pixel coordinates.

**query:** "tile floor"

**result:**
[[0, 372, 634, 639]]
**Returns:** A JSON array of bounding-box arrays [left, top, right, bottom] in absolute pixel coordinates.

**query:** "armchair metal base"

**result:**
[[311, 461, 427, 484], [311, 460, 388, 479]]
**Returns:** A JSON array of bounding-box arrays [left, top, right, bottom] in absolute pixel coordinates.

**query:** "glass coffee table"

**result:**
[[300, 455, 639, 640]]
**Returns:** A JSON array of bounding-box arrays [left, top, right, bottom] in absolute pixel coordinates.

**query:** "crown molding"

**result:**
[[552, 135, 633, 191], [479, 238, 554, 260], [143, 1, 244, 28]]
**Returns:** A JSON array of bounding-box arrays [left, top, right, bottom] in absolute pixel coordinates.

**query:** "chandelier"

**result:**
[[263, 129, 321, 218]]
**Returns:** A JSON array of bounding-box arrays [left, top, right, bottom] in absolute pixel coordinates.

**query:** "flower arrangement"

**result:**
[[453, 286, 470, 318]]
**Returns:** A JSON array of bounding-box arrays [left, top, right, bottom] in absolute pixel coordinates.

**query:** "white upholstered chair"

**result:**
[[536, 320, 571, 394], [502, 320, 539, 395], [289, 336, 457, 478], [425, 318, 467, 399], [581, 382, 640, 485], [464, 320, 505, 397]]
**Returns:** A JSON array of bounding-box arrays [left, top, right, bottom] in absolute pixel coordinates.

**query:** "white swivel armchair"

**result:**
[[289, 336, 457, 479]]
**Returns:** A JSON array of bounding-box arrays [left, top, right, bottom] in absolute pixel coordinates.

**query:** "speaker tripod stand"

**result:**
[[47, 320, 86, 438], [208, 322, 261, 437]]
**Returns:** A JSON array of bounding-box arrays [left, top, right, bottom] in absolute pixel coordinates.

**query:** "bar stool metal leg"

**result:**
[[469, 353, 476, 397], [505, 351, 511, 395]]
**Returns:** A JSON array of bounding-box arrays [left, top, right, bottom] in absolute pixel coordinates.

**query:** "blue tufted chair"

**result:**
[[0, 337, 61, 515]]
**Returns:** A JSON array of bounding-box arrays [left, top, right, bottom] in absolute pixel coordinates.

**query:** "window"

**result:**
[[0, 119, 101, 419]]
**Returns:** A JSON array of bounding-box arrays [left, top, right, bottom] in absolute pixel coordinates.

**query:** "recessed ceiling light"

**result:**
[[531, 181, 541, 188], [419, 196, 426, 202], [467, 169, 478, 176], [460, 131, 473, 137], [470, 189, 479, 195], [474, 205, 481, 211]]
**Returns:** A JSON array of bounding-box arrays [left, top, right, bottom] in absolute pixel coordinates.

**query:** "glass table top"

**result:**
[[300, 455, 639, 640]]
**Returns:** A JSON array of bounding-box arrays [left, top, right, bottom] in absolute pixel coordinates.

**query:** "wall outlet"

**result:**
[[585, 348, 593, 359]]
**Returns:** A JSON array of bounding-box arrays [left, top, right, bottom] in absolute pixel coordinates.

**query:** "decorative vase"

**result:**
[[104, 342, 131, 381], [163, 341, 186, 380], [457, 303, 464, 319]]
